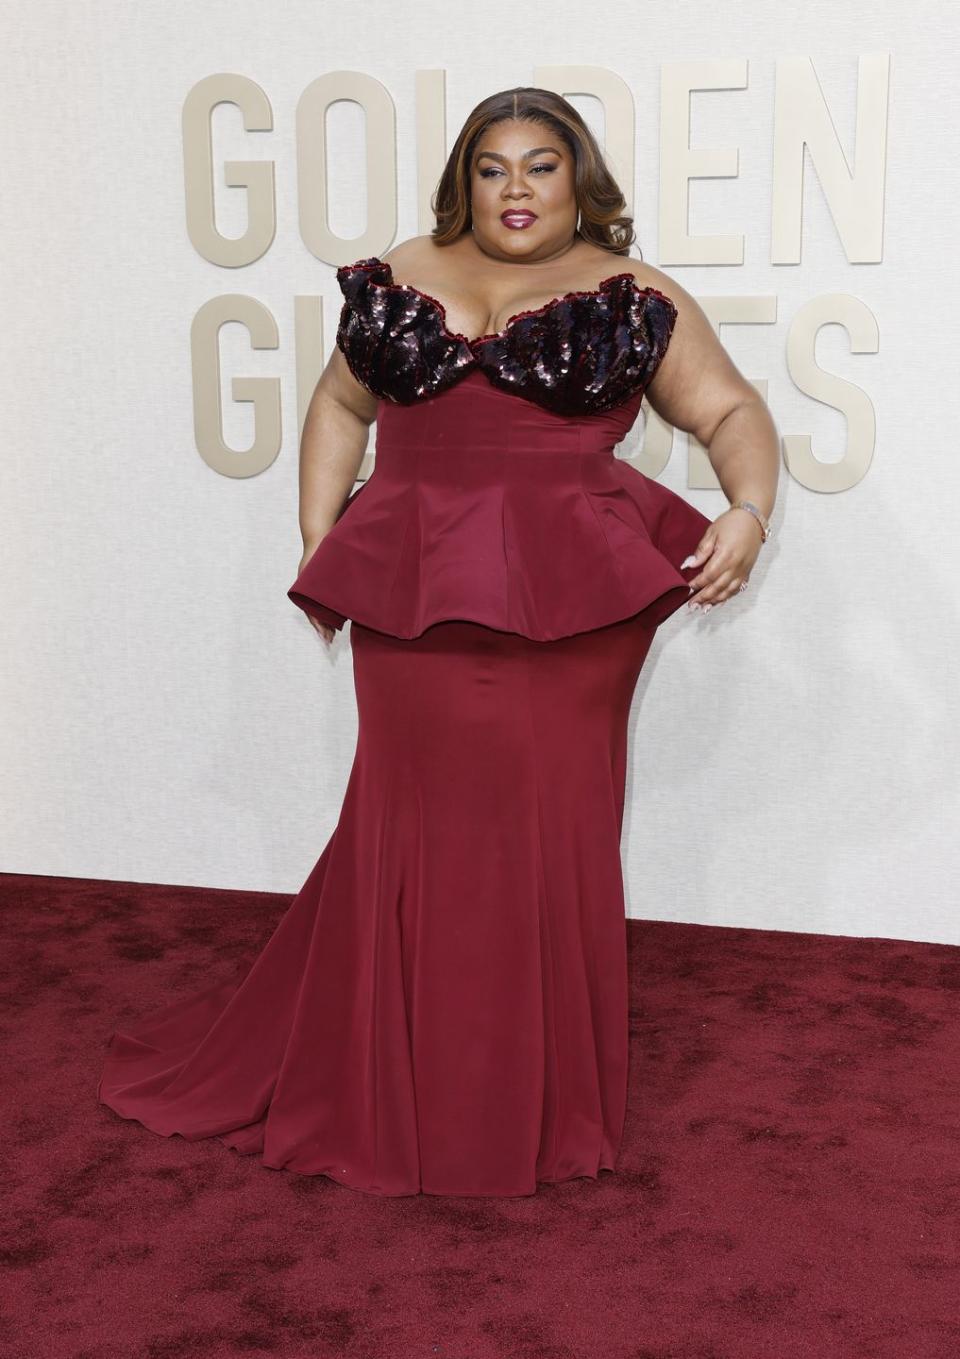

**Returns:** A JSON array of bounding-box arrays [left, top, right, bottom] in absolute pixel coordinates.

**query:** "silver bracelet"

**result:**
[[730, 500, 771, 542]]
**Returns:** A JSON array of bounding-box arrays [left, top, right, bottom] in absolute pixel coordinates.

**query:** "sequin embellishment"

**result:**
[[334, 256, 678, 416]]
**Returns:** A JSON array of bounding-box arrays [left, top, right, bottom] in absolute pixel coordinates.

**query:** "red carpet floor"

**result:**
[[2, 870, 959, 1359]]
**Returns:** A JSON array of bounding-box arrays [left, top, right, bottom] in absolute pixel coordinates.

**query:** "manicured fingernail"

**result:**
[[680, 555, 697, 569], [703, 604, 713, 613], [688, 600, 700, 611]]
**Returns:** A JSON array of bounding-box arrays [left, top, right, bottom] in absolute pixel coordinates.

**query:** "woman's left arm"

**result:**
[[642, 274, 781, 611]]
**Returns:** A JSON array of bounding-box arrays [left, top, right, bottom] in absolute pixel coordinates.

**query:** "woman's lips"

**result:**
[[501, 211, 537, 229]]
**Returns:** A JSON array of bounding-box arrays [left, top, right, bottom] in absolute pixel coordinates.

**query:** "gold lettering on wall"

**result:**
[[191, 296, 281, 478], [783, 294, 878, 491], [773, 55, 889, 264], [183, 73, 276, 268], [297, 72, 397, 262], [659, 59, 750, 266]]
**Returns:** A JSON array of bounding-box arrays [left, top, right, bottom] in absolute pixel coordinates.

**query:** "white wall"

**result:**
[[2, 0, 957, 943]]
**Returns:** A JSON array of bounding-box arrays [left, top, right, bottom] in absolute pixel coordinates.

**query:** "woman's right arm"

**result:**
[[296, 348, 379, 641], [298, 347, 379, 557]]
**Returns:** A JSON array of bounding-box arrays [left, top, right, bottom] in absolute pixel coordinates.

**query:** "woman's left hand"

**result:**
[[682, 508, 765, 612]]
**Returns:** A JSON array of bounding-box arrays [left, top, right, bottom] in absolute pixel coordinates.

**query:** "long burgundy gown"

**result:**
[[97, 255, 712, 1197]]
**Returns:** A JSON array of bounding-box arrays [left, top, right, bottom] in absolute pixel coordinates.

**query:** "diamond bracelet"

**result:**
[[730, 500, 771, 543]]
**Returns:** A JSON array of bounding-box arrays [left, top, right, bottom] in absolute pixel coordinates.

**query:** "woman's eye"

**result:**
[[479, 163, 557, 179]]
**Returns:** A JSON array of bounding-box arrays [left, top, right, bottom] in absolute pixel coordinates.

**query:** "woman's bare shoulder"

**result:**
[[379, 235, 444, 271], [568, 247, 672, 296], [622, 260, 704, 317]]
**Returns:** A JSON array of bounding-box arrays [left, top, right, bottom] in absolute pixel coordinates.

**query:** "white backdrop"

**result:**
[[2, 0, 957, 944]]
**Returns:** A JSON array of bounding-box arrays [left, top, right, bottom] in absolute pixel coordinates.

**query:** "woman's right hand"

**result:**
[[298, 543, 336, 645]]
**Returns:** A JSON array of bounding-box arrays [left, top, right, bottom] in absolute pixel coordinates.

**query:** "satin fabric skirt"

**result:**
[[98, 611, 658, 1197]]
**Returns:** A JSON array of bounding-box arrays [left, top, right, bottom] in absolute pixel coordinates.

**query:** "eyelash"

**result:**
[[479, 163, 556, 178]]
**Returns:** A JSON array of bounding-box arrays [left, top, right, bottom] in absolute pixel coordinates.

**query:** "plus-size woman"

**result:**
[[98, 87, 779, 1197]]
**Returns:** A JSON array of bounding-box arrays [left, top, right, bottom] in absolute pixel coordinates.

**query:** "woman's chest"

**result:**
[[335, 256, 679, 418]]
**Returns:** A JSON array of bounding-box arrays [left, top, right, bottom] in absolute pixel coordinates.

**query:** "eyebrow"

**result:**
[[475, 146, 562, 163]]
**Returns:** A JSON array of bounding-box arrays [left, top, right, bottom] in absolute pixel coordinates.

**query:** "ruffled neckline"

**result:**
[[339, 255, 675, 352]]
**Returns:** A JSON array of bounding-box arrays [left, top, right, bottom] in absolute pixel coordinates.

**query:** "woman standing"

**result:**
[[98, 87, 779, 1197]]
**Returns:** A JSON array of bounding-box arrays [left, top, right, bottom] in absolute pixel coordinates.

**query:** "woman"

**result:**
[[98, 88, 779, 1197]]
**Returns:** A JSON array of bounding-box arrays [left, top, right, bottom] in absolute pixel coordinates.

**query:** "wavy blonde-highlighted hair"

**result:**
[[431, 87, 639, 258]]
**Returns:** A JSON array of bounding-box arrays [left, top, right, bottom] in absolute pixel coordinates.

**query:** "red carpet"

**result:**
[[2, 869, 958, 1359]]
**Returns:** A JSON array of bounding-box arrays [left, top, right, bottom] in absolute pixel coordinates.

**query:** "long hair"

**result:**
[[431, 87, 639, 258]]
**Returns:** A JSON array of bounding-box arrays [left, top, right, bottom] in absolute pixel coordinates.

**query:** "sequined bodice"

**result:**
[[334, 256, 678, 417]]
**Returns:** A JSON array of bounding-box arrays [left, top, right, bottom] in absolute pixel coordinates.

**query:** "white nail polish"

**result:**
[[680, 555, 697, 569]]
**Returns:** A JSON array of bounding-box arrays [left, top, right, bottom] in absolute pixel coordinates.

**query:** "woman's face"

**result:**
[[468, 119, 578, 261]]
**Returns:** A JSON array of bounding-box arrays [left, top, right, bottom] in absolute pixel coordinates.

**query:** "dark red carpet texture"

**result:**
[[1, 871, 958, 1359]]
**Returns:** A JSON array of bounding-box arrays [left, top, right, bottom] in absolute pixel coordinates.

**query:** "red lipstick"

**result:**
[[501, 210, 537, 229]]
